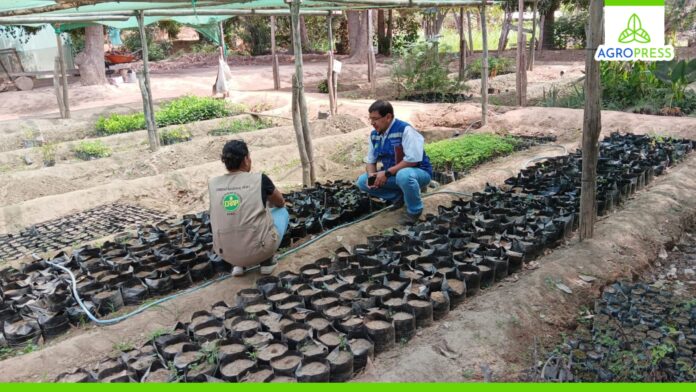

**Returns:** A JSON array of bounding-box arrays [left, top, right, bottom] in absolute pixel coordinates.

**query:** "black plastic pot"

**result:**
[[295, 359, 330, 382], [348, 334, 374, 373], [282, 322, 312, 350], [327, 346, 354, 382], [219, 352, 256, 382], [364, 312, 395, 354], [430, 290, 450, 320], [270, 350, 303, 377], [406, 295, 433, 328]]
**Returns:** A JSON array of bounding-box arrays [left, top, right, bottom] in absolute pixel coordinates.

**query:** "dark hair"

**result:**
[[368, 100, 394, 117], [221, 139, 248, 171]]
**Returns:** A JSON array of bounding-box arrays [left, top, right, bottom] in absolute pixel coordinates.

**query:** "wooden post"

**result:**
[[538, 13, 545, 56], [466, 9, 474, 55], [579, 0, 603, 240], [528, 0, 538, 71], [497, 8, 511, 56], [516, 0, 527, 106], [458, 7, 466, 81], [367, 9, 377, 96], [53, 57, 65, 118], [219, 21, 226, 56], [137, 10, 159, 151], [55, 31, 70, 118], [290, 0, 315, 186], [480, 3, 489, 125], [271, 15, 280, 90], [327, 13, 337, 116]]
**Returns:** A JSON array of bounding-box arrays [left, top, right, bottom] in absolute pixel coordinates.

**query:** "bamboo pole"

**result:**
[[480, 3, 488, 125], [290, 0, 315, 186], [271, 16, 280, 90], [466, 9, 474, 54], [527, 0, 537, 71], [137, 10, 159, 152], [53, 57, 65, 118], [516, 0, 527, 106], [579, 0, 603, 240], [55, 32, 70, 119], [458, 7, 466, 81], [327, 13, 337, 116]]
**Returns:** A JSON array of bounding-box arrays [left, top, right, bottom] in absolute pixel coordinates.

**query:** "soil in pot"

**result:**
[[296, 360, 330, 382]]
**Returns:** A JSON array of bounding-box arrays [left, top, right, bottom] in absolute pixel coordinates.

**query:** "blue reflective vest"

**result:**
[[370, 119, 433, 176]]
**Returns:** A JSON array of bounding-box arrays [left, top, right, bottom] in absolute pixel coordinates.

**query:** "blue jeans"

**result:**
[[356, 168, 431, 215], [271, 207, 289, 248]]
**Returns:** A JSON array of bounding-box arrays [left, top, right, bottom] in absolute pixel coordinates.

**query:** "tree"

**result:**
[[74, 25, 106, 86], [347, 11, 369, 62], [665, 0, 696, 45]]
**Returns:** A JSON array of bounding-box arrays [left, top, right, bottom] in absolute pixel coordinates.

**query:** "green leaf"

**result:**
[[634, 28, 651, 44], [618, 29, 634, 44], [627, 13, 642, 31], [671, 60, 686, 84]]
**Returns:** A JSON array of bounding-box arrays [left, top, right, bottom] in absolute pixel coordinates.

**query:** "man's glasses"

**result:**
[[369, 115, 386, 124]]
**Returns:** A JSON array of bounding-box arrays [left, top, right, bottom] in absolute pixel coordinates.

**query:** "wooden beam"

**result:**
[[53, 57, 65, 118], [270, 16, 280, 90], [515, 0, 527, 106], [55, 32, 70, 119], [579, 0, 603, 240], [480, 3, 489, 125], [0, 15, 129, 24], [327, 13, 337, 116], [136, 10, 159, 152]]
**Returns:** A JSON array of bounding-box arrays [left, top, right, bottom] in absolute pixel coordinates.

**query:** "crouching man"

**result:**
[[208, 140, 289, 276], [356, 100, 432, 224]]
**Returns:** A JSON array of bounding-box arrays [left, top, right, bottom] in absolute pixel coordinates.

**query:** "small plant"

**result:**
[[246, 350, 258, 361], [113, 341, 134, 352], [95, 113, 146, 135], [74, 140, 111, 160], [41, 142, 57, 167], [318, 79, 329, 94], [466, 57, 514, 79], [248, 102, 272, 113], [338, 335, 349, 351], [209, 118, 272, 136], [391, 40, 464, 98], [159, 127, 192, 145], [156, 95, 231, 126]]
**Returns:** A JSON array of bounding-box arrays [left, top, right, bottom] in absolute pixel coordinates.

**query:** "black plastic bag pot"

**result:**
[[189, 259, 213, 281], [327, 346, 354, 382], [484, 256, 508, 282], [444, 276, 466, 309], [305, 312, 332, 335], [278, 271, 300, 286], [430, 290, 450, 321], [457, 264, 481, 297], [275, 295, 304, 316], [270, 350, 303, 376], [349, 333, 374, 373], [243, 299, 273, 318], [256, 340, 288, 364], [191, 318, 226, 343], [392, 307, 417, 342], [155, 333, 192, 362], [92, 289, 125, 316], [282, 322, 312, 350], [323, 302, 353, 323], [37, 310, 71, 339], [317, 328, 345, 351], [299, 264, 323, 281], [406, 294, 433, 328], [65, 301, 96, 325], [255, 275, 280, 297], [170, 270, 193, 290], [144, 275, 173, 295], [476, 262, 495, 289], [236, 288, 264, 308], [335, 284, 362, 303], [240, 365, 274, 383], [55, 368, 96, 382], [97, 358, 135, 383], [296, 359, 330, 382], [337, 316, 364, 336], [185, 359, 218, 382], [227, 317, 261, 339], [365, 284, 394, 306], [219, 351, 257, 382], [266, 287, 293, 305], [311, 273, 337, 288], [3, 317, 41, 347], [309, 291, 340, 312], [119, 278, 149, 305], [364, 313, 395, 354], [218, 337, 248, 360], [297, 338, 329, 361]]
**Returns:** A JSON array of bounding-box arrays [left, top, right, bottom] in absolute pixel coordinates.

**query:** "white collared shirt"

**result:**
[[364, 118, 425, 164]]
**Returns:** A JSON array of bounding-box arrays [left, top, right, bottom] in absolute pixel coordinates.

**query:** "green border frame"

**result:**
[[4, 383, 696, 389]]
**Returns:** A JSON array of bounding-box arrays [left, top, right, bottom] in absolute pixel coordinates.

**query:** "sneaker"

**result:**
[[260, 256, 278, 275], [232, 266, 245, 277], [399, 210, 423, 226], [389, 197, 405, 211]]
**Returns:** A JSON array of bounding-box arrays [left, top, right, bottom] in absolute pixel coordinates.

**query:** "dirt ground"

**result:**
[[1, 52, 696, 381]]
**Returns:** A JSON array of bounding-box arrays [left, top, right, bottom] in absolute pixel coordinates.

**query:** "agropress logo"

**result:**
[[595, 1, 673, 61]]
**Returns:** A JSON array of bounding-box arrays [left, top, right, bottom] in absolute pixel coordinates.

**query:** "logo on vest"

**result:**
[[222, 192, 242, 212]]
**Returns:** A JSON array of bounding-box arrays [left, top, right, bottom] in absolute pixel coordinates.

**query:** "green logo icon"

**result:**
[[618, 13, 651, 44], [222, 193, 241, 212]]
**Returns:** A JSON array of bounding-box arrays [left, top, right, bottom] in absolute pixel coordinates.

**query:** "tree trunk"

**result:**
[[386, 10, 393, 56], [55, 33, 70, 118], [271, 16, 280, 90], [579, 0, 603, 240], [75, 25, 106, 86], [458, 7, 466, 81], [481, 4, 489, 126], [516, 0, 527, 106], [377, 10, 387, 54], [542, 0, 560, 50], [137, 11, 159, 152], [347, 11, 368, 62], [466, 10, 474, 54], [497, 9, 512, 56], [336, 14, 350, 55], [434, 9, 448, 37], [300, 16, 310, 52], [528, 0, 538, 71], [538, 13, 546, 55]]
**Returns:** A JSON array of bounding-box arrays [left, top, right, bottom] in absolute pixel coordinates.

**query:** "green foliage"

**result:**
[[190, 42, 219, 54], [425, 133, 519, 172], [41, 142, 57, 166], [653, 58, 696, 104], [67, 29, 85, 58], [96, 113, 146, 135], [210, 118, 272, 136], [122, 28, 171, 61], [159, 127, 193, 146], [95, 96, 236, 135], [390, 10, 421, 54], [552, 11, 588, 49], [156, 21, 182, 39], [467, 57, 514, 79], [391, 41, 463, 98], [0, 25, 43, 45], [318, 79, 329, 94], [541, 84, 585, 108], [156, 96, 231, 126], [230, 15, 271, 55], [74, 140, 112, 160]]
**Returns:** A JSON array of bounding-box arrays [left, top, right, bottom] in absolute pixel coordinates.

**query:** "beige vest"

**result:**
[[208, 172, 278, 267]]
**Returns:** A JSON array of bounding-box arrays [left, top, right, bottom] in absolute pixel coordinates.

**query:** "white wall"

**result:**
[[0, 25, 73, 75]]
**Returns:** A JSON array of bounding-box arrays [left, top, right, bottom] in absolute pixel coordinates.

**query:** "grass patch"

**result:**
[[0, 342, 39, 361], [74, 140, 111, 160], [209, 118, 273, 136], [95, 96, 247, 135], [159, 127, 193, 145], [425, 133, 518, 172], [466, 57, 514, 79]]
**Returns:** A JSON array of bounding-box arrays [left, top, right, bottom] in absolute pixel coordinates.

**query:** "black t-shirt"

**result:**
[[261, 174, 276, 205]]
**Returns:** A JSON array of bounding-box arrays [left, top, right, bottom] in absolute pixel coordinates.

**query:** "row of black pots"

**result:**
[[0, 204, 166, 261]]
